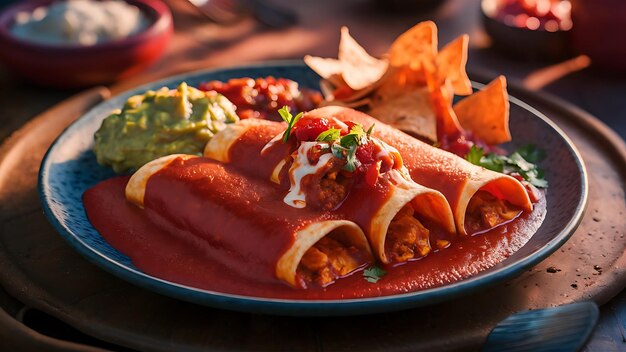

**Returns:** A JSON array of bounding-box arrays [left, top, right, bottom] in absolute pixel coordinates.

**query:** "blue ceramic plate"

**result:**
[[38, 61, 587, 316]]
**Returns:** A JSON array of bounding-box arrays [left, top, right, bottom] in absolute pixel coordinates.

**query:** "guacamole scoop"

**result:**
[[94, 82, 239, 173]]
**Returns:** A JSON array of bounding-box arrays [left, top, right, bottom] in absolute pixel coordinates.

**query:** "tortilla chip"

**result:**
[[304, 55, 343, 79], [368, 88, 437, 142], [389, 21, 438, 70], [425, 69, 463, 138], [338, 27, 388, 90], [436, 35, 472, 96], [325, 73, 345, 87], [319, 79, 336, 99], [373, 66, 427, 103], [453, 76, 511, 145], [321, 97, 371, 109]]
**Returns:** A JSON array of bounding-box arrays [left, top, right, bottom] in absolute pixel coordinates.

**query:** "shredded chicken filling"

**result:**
[[465, 190, 522, 235], [297, 236, 365, 288], [305, 170, 352, 210], [385, 204, 431, 263]]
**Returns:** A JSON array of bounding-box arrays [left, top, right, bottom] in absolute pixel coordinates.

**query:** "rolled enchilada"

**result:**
[[117, 154, 374, 289], [204, 116, 456, 265], [304, 106, 533, 235]]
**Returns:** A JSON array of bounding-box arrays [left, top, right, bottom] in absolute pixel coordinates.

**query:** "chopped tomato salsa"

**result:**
[[198, 76, 322, 121]]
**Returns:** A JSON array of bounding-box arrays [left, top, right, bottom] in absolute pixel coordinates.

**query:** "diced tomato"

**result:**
[[293, 117, 331, 141], [307, 145, 323, 164], [363, 162, 381, 187], [198, 76, 322, 121], [355, 142, 376, 165], [343, 121, 357, 132], [450, 136, 473, 157]]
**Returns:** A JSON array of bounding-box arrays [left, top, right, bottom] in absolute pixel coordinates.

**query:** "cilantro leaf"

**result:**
[[340, 124, 367, 148], [363, 265, 387, 283], [465, 145, 484, 165], [343, 144, 359, 172], [480, 153, 505, 172], [465, 144, 548, 188], [516, 144, 546, 163], [330, 144, 347, 159], [278, 106, 303, 143], [316, 128, 341, 142]]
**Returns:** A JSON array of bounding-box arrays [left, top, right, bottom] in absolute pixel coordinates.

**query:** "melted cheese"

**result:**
[[284, 142, 333, 208]]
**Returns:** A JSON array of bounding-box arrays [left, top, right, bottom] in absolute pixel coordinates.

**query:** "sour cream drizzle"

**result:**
[[283, 142, 333, 208]]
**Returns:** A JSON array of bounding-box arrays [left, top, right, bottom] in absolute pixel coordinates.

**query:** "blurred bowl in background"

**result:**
[[570, 0, 626, 73], [481, 0, 572, 62], [0, 0, 172, 88]]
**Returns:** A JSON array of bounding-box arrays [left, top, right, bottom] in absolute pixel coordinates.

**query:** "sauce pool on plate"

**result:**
[[84, 176, 546, 300]]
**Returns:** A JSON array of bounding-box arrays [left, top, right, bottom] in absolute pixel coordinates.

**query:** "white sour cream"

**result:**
[[283, 142, 333, 208], [11, 0, 149, 46]]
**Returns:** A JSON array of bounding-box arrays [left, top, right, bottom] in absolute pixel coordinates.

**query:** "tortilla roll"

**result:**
[[304, 106, 533, 235], [204, 120, 456, 264], [125, 154, 373, 288]]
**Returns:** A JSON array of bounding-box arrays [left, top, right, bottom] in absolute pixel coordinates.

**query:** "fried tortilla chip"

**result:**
[[426, 69, 463, 138], [436, 34, 472, 96], [368, 88, 437, 142], [374, 66, 428, 103], [304, 56, 343, 79], [321, 96, 371, 109], [453, 76, 511, 145], [389, 21, 438, 70], [338, 27, 388, 91]]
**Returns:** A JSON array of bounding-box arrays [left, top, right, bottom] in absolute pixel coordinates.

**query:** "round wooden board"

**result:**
[[0, 82, 624, 352]]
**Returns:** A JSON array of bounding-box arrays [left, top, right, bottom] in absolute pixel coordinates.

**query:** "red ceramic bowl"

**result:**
[[0, 0, 173, 88]]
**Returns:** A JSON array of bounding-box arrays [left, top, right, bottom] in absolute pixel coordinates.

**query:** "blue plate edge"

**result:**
[[36, 61, 589, 316]]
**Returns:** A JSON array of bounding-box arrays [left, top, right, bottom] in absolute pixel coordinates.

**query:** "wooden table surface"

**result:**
[[0, 0, 624, 350]]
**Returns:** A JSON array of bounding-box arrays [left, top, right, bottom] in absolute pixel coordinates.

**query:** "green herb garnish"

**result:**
[[363, 265, 387, 283], [315, 123, 371, 173], [278, 106, 303, 143], [343, 144, 359, 172], [340, 124, 367, 148], [465, 145, 548, 188], [316, 128, 341, 142], [366, 124, 375, 136], [465, 145, 484, 165]]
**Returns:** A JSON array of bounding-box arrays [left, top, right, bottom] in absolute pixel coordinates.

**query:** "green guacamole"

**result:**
[[94, 82, 239, 173]]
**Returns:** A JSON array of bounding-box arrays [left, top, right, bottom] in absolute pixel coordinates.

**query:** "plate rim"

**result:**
[[37, 60, 588, 315]]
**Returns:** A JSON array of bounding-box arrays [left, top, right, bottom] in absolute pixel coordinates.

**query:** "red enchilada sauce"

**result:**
[[84, 177, 545, 299], [83, 115, 545, 298]]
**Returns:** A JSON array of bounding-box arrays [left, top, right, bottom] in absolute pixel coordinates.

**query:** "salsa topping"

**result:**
[[275, 112, 403, 209], [198, 77, 322, 121]]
